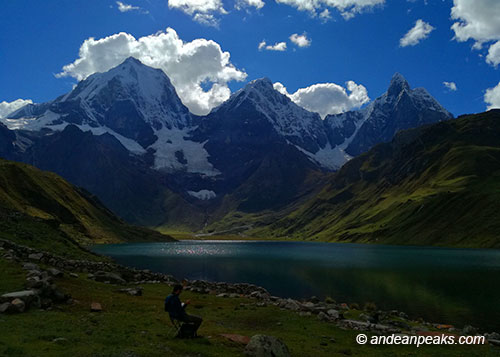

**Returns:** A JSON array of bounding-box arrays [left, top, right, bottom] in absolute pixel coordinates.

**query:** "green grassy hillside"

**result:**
[[258, 110, 500, 248], [0, 158, 173, 258]]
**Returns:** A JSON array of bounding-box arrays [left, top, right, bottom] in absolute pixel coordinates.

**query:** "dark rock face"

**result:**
[[324, 112, 361, 146], [23, 125, 176, 225], [0, 122, 16, 159], [102, 99, 157, 148]]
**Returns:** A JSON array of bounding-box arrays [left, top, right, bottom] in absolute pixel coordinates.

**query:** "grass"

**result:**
[[1, 257, 499, 356]]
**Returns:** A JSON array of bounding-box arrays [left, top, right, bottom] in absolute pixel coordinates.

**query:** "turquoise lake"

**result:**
[[91, 240, 500, 331]]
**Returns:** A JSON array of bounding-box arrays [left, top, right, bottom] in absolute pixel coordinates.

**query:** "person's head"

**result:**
[[172, 284, 183, 295]]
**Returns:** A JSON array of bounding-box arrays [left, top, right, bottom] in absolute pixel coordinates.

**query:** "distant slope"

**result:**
[[0, 158, 174, 258], [260, 110, 500, 248]]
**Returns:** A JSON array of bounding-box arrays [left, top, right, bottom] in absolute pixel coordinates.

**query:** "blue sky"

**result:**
[[1, 0, 500, 117]]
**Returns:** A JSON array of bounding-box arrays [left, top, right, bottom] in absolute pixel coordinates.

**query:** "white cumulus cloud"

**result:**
[[56, 28, 247, 115], [443, 81, 458, 91], [116, 1, 141, 12], [451, 0, 500, 66], [274, 81, 370, 118], [0, 99, 33, 119], [485, 82, 500, 110], [400, 19, 434, 47], [258, 40, 287, 51], [275, 0, 385, 20], [289, 33, 311, 47], [168, 0, 226, 26], [486, 41, 500, 66], [236, 0, 265, 10]]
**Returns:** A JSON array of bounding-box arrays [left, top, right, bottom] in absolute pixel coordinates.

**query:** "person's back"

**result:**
[[165, 292, 185, 320]]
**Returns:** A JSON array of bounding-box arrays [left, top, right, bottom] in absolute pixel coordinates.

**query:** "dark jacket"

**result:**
[[165, 294, 186, 319]]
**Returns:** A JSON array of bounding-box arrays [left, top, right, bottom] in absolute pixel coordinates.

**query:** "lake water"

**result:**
[[92, 240, 500, 331]]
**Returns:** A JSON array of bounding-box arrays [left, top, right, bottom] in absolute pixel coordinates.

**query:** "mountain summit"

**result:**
[[387, 72, 410, 97], [324, 73, 453, 160]]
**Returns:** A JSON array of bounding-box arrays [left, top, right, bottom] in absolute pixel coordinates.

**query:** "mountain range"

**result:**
[[0, 57, 454, 234]]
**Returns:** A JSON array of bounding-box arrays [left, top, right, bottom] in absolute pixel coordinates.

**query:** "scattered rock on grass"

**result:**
[[90, 302, 102, 312], [245, 335, 291, 357]]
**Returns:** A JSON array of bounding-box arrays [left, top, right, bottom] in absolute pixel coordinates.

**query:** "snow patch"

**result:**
[[187, 190, 216, 200], [150, 127, 220, 176]]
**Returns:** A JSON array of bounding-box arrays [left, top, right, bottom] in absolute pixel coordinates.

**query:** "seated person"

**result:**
[[165, 284, 202, 337]]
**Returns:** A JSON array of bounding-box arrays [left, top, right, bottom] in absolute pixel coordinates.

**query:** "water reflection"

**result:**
[[92, 241, 500, 330]]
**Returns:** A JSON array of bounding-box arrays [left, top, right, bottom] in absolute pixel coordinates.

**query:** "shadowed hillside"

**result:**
[[260, 110, 500, 248], [0, 158, 174, 258]]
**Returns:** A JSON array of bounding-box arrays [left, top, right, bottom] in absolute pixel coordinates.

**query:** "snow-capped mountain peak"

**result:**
[[387, 72, 410, 97], [210, 77, 328, 155], [62, 56, 191, 130]]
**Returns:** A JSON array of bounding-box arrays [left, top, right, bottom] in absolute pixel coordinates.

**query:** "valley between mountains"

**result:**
[[1, 57, 498, 248]]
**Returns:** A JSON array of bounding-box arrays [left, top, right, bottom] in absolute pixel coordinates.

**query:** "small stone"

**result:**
[[69, 273, 79, 278], [52, 337, 68, 344], [90, 302, 102, 312]]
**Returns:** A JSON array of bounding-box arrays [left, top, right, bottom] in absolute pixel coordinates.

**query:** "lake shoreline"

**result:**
[[3, 237, 500, 345]]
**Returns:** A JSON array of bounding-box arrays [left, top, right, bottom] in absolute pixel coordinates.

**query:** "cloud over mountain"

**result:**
[[485, 82, 500, 110], [0, 99, 33, 119], [274, 80, 369, 118], [56, 28, 247, 115]]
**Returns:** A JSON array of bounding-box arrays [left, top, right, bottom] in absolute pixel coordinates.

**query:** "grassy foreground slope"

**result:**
[[259, 110, 500, 248], [0, 158, 173, 259]]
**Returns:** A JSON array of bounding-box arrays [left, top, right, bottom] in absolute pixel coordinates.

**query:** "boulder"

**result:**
[[245, 335, 291, 357], [93, 271, 126, 284], [0, 302, 13, 314], [28, 253, 44, 261], [281, 299, 300, 311], [118, 287, 143, 296], [463, 325, 478, 335], [326, 309, 340, 320], [308, 296, 320, 304], [1, 290, 39, 304], [11, 298, 25, 313], [317, 312, 329, 322], [48, 268, 64, 278], [25, 277, 43, 289], [22, 263, 39, 271]]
